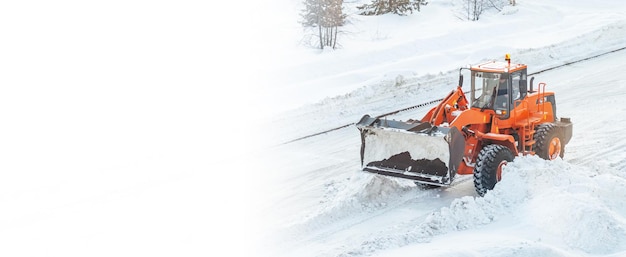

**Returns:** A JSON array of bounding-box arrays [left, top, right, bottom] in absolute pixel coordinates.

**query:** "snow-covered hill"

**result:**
[[251, 1, 626, 257]]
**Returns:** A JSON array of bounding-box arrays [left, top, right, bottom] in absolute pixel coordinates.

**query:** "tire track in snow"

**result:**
[[539, 50, 626, 172]]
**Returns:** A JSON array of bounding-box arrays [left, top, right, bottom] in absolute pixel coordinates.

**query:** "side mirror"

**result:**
[[458, 74, 464, 87], [529, 77, 535, 93]]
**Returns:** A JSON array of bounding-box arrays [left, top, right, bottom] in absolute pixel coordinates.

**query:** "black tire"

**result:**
[[474, 144, 515, 197], [534, 123, 564, 160]]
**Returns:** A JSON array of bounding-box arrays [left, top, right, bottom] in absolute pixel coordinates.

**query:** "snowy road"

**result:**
[[543, 51, 626, 171], [253, 47, 626, 257]]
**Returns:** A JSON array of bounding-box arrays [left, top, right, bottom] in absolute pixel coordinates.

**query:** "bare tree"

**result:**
[[457, 0, 508, 21], [358, 0, 428, 16], [463, 0, 484, 21], [301, 0, 347, 49], [485, 0, 508, 11]]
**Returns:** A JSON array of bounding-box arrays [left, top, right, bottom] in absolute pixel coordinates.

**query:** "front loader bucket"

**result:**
[[356, 115, 465, 186]]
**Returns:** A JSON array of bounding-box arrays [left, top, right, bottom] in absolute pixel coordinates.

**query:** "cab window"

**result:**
[[472, 72, 502, 109]]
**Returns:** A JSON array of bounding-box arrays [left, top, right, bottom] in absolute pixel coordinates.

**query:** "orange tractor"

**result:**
[[356, 55, 573, 196]]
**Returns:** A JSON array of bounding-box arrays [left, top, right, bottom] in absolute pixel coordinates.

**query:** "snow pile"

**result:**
[[262, 171, 432, 257], [525, 170, 626, 253], [280, 172, 418, 234], [330, 156, 626, 256], [361, 128, 449, 168]]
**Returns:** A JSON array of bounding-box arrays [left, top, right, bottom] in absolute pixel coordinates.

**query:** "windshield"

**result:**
[[472, 72, 505, 109]]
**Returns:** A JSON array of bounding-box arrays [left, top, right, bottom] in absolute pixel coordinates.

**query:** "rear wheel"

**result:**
[[474, 144, 515, 197], [534, 123, 563, 160]]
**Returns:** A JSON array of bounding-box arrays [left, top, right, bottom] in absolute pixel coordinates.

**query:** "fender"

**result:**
[[449, 108, 492, 130], [474, 130, 518, 155]]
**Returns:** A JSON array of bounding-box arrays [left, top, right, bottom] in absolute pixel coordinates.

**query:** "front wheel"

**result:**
[[474, 144, 515, 197], [534, 123, 564, 160]]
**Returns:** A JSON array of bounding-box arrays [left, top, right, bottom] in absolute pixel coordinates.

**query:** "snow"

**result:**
[[361, 127, 450, 170], [2, 0, 626, 256], [250, 0, 626, 257]]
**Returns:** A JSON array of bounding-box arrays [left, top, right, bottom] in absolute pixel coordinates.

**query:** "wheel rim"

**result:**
[[548, 137, 562, 160], [496, 160, 508, 181]]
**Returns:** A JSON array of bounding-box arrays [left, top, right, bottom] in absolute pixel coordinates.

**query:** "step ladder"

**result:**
[[520, 122, 535, 155]]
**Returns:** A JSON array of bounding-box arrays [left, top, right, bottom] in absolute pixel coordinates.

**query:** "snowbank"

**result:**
[[348, 157, 626, 257]]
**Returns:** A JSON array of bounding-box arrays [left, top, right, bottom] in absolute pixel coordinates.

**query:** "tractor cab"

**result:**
[[469, 58, 528, 119]]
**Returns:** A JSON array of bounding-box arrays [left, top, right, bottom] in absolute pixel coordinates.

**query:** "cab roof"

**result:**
[[471, 61, 527, 73]]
